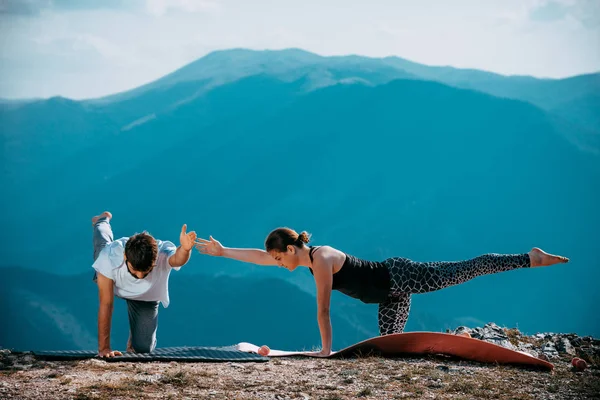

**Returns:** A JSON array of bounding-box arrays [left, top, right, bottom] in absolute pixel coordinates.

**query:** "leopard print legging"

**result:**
[[378, 253, 530, 335]]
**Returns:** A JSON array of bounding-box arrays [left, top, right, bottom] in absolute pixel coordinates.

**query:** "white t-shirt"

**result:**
[[92, 237, 179, 308]]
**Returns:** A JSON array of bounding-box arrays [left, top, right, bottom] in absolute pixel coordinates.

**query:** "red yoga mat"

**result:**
[[237, 332, 553, 370]]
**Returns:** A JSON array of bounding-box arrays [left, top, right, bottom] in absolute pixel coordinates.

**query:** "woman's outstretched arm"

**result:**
[[194, 236, 278, 266]]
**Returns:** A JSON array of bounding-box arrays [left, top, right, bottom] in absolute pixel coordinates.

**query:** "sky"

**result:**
[[0, 0, 598, 99]]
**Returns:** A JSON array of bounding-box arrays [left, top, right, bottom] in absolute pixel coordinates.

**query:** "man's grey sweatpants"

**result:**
[[93, 216, 159, 353]]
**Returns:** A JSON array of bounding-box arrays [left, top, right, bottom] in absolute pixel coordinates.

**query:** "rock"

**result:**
[[557, 338, 576, 356], [436, 365, 450, 372], [571, 337, 583, 347], [451, 324, 598, 366], [454, 326, 472, 335], [476, 323, 516, 350], [577, 347, 596, 358], [565, 333, 578, 340], [516, 343, 539, 358], [11, 364, 32, 371], [453, 326, 475, 338], [538, 353, 550, 362], [45, 371, 61, 379], [85, 358, 105, 366], [542, 342, 559, 359]]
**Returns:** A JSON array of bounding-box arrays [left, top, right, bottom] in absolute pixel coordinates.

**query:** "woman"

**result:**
[[194, 228, 568, 357]]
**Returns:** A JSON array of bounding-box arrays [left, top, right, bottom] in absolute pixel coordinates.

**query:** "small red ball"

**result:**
[[258, 345, 270, 356], [571, 357, 587, 371]]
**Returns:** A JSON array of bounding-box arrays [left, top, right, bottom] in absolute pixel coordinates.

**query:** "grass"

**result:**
[[504, 328, 521, 347], [0, 370, 17, 376], [504, 327, 544, 348], [444, 380, 477, 394], [195, 369, 217, 377], [547, 383, 560, 393], [317, 384, 339, 391], [159, 370, 192, 386], [3, 344, 599, 400], [578, 352, 600, 367], [80, 378, 152, 399], [340, 368, 359, 376], [74, 394, 94, 400]]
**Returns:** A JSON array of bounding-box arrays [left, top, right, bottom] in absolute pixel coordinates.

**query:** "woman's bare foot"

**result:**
[[92, 211, 112, 226], [529, 247, 569, 267]]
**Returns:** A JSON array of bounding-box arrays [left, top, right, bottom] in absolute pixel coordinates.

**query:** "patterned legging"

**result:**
[[378, 253, 530, 335]]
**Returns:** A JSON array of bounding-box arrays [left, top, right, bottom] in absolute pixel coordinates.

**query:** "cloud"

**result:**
[[144, 0, 221, 16], [529, 1, 570, 22], [28, 28, 148, 70], [377, 23, 410, 38], [0, 0, 140, 15], [528, 0, 600, 28], [1, 0, 598, 99], [53, 0, 139, 11], [0, 0, 220, 17], [570, 0, 600, 28], [0, 0, 51, 15]]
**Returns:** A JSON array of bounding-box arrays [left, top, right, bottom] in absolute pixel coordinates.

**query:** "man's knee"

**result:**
[[127, 299, 159, 353], [132, 344, 153, 353], [131, 338, 156, 353]]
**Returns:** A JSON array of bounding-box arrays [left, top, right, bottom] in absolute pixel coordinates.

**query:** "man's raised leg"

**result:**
[[92, 211, 114, 262]]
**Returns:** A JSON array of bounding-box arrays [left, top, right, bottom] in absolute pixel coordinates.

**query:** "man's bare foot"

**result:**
[[529, 247, 569, 267], [126, 335, 134, 353], [92, 211, 112, 226]]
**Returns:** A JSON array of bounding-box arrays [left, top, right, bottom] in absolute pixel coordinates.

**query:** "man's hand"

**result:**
[[98, 348, 123, 358], [179, 224, 197, 251], [169, 224, 196, 268]]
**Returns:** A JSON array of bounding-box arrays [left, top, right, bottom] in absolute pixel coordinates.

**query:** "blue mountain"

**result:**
[[1, 49, 598, 352]]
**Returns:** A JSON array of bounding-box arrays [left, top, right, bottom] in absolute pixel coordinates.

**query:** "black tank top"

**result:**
[[308, 246, 391, 304]]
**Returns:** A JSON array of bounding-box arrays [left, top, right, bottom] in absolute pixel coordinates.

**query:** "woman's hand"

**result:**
[[195, 236, 225, 256]]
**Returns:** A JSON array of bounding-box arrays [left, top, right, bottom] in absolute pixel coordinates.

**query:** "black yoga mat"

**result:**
[[34, 345, 267, 362]]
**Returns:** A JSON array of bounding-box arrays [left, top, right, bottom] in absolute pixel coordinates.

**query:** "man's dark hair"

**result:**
[[125, 232, 158, 272]]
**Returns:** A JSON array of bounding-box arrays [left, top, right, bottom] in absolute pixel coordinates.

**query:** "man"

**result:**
[[91, 211, 196, 357]]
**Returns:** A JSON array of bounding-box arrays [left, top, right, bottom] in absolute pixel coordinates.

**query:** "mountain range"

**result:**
[[1, 48, 598, 351]]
